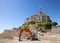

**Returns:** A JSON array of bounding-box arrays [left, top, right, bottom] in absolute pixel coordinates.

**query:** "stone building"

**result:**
[[25, 10, 52, 24]]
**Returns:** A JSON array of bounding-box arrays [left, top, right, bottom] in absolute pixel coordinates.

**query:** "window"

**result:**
[[42, 16, 46, 21]]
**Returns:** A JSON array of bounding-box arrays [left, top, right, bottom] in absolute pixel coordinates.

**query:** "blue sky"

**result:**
[[0, 0, 60, 33]]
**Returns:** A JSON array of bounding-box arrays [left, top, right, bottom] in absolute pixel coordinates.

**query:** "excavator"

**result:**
[[19, 27, 32, 41], [19, 26, 39, 41]]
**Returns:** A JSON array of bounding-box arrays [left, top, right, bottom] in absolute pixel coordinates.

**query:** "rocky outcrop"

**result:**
[[0, 29, 19, 39]]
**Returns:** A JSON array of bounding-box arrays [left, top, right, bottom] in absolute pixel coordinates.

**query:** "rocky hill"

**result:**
[[0, 28, 19, 39]]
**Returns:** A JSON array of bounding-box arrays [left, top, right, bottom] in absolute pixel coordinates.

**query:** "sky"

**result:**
[[0, 0, 60, 33]]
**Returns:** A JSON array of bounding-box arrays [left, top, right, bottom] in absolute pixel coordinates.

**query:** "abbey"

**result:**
[[25, 10, 52, 24]]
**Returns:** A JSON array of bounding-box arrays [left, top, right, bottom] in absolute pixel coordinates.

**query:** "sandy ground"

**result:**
[[0, 33, 60, 43], [0, 37, 60, 43]]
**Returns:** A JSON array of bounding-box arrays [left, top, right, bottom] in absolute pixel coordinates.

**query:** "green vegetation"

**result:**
[[25, 25, 30, 29], [23, 20, 58, 32], [28, 21, 58, 27], [28, 20, 35, 24], [52, 22, 58, 26]]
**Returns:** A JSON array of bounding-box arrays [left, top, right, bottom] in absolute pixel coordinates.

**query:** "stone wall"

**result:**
[[51, 26, 60, 34]]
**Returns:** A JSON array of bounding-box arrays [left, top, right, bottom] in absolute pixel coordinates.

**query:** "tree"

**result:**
[[52, 22, 58, 26], [37, 22, 52, 31], [45, 22, 52, 29], [37, 22, 46, 31], [29, 20, 35, 24]]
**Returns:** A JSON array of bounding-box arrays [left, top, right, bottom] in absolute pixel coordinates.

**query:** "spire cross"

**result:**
[[39, 8, 42, 13], [39, 8, 42, 11]]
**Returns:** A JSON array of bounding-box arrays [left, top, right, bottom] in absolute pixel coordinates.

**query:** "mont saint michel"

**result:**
[[0, 0, 60, 43], [0, 9, 59, 43]]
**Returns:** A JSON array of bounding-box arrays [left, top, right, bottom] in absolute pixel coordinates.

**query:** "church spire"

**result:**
[[39, 8, 43, 14]]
